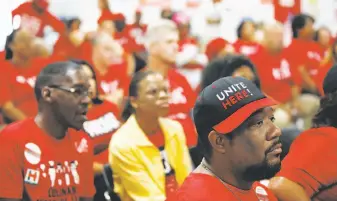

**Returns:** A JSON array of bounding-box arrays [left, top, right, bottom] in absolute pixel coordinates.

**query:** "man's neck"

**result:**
[[147, 55, 171, 77], [204, 158, 253, 190], [35, 112, 68, 140], [135, 113, 161, 135]]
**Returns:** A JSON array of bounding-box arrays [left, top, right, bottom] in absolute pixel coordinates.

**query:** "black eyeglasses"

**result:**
[[48, 85, 89, 97]]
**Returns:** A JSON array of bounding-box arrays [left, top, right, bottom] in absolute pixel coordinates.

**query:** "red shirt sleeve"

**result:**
[[0, 128, 24, 199], [277, 128, 337, 197], [43, 11, 66, 34]]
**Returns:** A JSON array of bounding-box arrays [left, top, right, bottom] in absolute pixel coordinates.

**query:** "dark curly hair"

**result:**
[[312, 91, 337, 128]]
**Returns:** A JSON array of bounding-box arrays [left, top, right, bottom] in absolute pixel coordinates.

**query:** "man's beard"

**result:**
[[242, 160, 281, 182]]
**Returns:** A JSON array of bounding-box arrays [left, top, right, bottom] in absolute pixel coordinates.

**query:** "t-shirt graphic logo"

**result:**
[[24, 143, 41, 165], [169, 87, 187, 105], [255, 186, 269, 201], [75, 138, 88, 153], [24, 169, 40, 185]]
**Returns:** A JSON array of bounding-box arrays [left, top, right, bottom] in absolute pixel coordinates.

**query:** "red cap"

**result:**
[[98, 10, 116, 24]]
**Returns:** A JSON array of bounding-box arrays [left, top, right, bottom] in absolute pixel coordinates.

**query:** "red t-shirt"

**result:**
[[277, 127, 337, 200], [0, 118, 95, 200], [274, 0, 301, 23], [286, 39, 324, 81], [114, 30, 143, 53], [0, 61, 44, 116], [83, 101, 121, 164], [172, 173, 278, 201], [178, 37, 204, 69], [53, 36, 82, 60], [250, 47, 299, 103], [126, 24, 147, 52], [233, 40, 261, 56], [167, 69, 198, 147], [148, 131, 179, 200], [12, 2, 65, 37]]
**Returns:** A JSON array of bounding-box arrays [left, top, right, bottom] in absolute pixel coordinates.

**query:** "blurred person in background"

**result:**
[[12, 0, 66, 37], [0, 29, 42, 122], [0, 61, 95, 201], [53, 17, 84, 60], [250, 21, 301, 128], [30, 37, 50, 58], [127, 9, 147, 47], [200, 54, 260, 91], [172, 77, 280, 201], [70, 60, 121, 174], [80, 32, 129, 108], [269, 66, 337, 201], [173, 12, 208, 90], [72, 60, 121, 201], [161, 8, 175, 20], [315, 39, 337, 95], [287, 14, 324, 94], [145, 19, 198, 147], [233, 19, 261, 56], [109, 71, 192, 201], [314, 26, 332, 53]]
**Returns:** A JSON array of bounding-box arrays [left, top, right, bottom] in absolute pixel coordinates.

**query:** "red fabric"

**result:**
[[250, 47, 299, 103], [0, 118, 95, 199], [0, 51, 5, 60], [0, 60, 45, 116], [274, 0, 301, 23], [171, 173, 278, 201], [178, 37, 203, 69], [167, 69, 198, 147], [53, 36, 81, 59], [277, 127, 337, 200], [148, 131, 179, 200], [85, 101, 120, 164], [233, 40, 261, 56], [286, 39, 324, 82], [205, 38, 229, 61], [97, 10, 118, 24], [126, 24, 147, 51], [114, 30, 143, 53], [12, 2, 65, 37]]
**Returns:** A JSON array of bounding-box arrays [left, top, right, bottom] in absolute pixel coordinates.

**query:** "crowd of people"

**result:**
[[0, 0, 337, 200]]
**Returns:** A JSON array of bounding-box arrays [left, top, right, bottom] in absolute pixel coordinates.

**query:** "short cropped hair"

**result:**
[[144, 19, 178, 49], [291, 14, 315, 38], [34, 61, 82, 101]]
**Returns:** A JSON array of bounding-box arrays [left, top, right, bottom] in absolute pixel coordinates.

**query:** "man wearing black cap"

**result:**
[[269, 66, 337, 201], [172, 76, 281, 201]]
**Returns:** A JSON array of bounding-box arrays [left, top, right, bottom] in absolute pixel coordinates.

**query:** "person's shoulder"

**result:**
[[293, 127, 337, 145], [12, 2, 32, 14], [1, 118, 35, 140], [174, 173, 233, 201]]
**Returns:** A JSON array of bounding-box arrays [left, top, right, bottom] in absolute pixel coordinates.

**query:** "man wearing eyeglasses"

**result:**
[[0, 61, 95, 201]]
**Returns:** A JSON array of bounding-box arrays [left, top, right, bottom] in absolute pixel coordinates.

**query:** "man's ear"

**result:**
[[208, 130, 227, 154], [41, 87, 52, 103]]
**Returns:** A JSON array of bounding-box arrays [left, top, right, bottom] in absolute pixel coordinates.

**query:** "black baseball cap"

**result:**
[[193, 76, 277, 135], [323, 65, 337, 94]]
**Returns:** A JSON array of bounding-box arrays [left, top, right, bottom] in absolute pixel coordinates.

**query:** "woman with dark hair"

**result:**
[[269, 66, 337, 201], [109, 71, 192, 201], [233, 19, 261, 56], [200, 54, 260, 91]]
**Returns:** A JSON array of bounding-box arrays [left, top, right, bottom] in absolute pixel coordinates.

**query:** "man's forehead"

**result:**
[[52, 68, 89, 86]]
